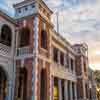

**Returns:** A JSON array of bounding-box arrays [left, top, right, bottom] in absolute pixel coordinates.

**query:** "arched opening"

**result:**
[[40, 69, 47, 100], [0, 24, 12, 46], [19, 27, 30, 47], [41, 30, 47, 49], [0, 67, 8, 100], [17, 67, 27, 100]]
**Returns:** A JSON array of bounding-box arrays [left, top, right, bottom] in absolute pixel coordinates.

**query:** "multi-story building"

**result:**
[[0, 0, 96, 100], [73, 44, 89, 100]]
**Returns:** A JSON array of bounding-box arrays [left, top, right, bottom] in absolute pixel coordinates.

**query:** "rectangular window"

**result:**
[[71, 59, 74, 71], [84, 61, 87, 72], [25, 6, 28, 11], [53, 48, 58, 63], [60, 52, 64, 66], [31, 3, 35, 8], [66, 55, 69, 68], [18, 8, 21, 13]]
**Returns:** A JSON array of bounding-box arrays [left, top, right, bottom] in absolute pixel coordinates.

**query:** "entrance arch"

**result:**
[[40, 69, 47, 100], [0, 66, 8, 100]]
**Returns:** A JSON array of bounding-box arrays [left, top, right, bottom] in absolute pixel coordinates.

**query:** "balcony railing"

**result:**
[[17, 47, 32, 56], [0, 43, 11, 55]]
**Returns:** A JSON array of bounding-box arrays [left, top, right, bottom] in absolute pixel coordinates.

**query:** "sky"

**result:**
[[0, 0, 100, 70]]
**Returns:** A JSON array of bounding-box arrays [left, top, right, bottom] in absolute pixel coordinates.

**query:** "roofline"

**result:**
[[37, 0, 53, 14], [0, 10, 17, 25], [13, 0, 53, 14]]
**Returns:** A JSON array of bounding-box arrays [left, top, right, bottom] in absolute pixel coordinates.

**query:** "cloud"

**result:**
[[0, 0, 100, 70]]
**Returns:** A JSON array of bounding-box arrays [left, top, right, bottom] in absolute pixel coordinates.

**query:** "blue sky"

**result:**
[[0, 0, 100, 70]]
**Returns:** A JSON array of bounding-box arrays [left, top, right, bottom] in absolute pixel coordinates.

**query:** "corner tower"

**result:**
[[73, 43, 89, 100], [13, 0, 53, 100]]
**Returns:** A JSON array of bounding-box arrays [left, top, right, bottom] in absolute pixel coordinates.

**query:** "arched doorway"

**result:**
[[17, 67, 27, 100], [40, 69, 47, 100], [0, 67, 8, 100]]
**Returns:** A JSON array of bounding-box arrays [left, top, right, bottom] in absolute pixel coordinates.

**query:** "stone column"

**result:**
[[64, 80, 68, 100], [70, 81, 73, 100], [74, 83, 77, 100], [58, 79, 62, 100]]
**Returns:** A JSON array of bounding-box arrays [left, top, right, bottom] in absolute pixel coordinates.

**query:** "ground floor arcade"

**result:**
[[52, 77, 77, 100]]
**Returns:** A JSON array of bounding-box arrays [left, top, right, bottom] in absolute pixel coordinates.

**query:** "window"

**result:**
[[60, 52, 64, 66], [31, 3, 35, 8], [40, 69, 47, 100], [20, 27, 30, 47], [25, 6, 28, 11], [66, 55, 69, 68], [17, 68, 27, 100], [53, 48, 58, 63], [18, 8, 21, 13], [84, 61, 87, 72], [41, 30, 47, 49], [71, 59, 74, 71], [0, 24, 12, 46]]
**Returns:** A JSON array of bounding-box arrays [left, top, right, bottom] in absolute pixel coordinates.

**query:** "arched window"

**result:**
[[17, 68, 27, 100], [41, 30, 47, 49], [40, 69, 47, 100], [20, 27, 30, 47], [0, 24, 12, 46]]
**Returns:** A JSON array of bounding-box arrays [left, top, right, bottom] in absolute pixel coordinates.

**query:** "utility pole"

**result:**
[[55, 0, 66, 33], [56, 12, 59, 33]]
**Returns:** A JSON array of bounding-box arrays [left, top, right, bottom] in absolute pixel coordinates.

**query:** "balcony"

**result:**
[[0, 43, 11, 55], [17, 47, 32, 56]]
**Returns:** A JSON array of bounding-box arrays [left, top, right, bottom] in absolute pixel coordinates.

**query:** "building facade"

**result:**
[[0, 0, 97, 100]]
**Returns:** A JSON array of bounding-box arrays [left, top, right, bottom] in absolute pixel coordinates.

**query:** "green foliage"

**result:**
[[94, 70, 100, 84]]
